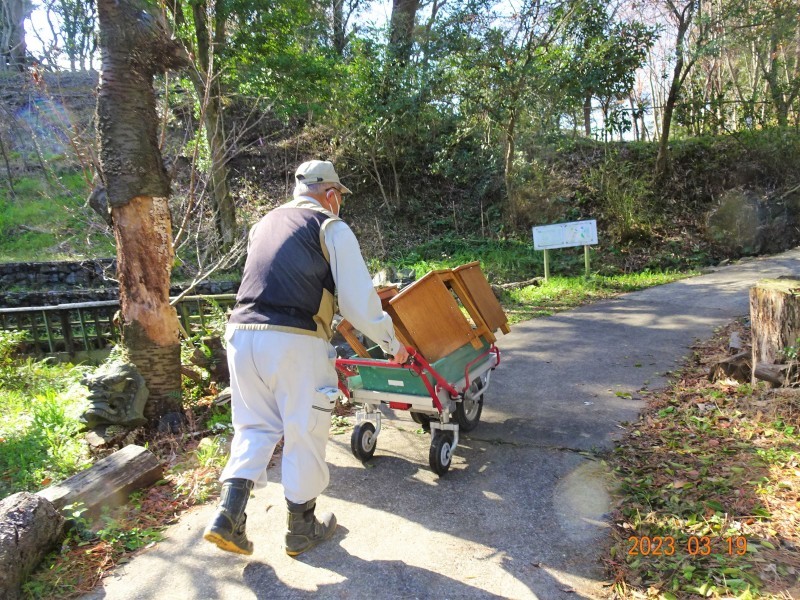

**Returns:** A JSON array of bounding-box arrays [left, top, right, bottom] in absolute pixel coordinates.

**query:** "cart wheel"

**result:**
[[411, 412, 432, 432], [351, 422, 377, 462], [454, 378, 484, 432], [429, 431, 454, 476]]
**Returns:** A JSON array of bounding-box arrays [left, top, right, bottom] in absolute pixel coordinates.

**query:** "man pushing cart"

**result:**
[[204, 153, 508, 560]]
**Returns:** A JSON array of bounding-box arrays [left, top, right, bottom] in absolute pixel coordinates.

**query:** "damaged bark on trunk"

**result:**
[[96, 0, 188, 421]]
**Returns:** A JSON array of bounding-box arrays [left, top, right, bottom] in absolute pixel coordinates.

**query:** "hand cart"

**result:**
[[335, 340, 501, 475]]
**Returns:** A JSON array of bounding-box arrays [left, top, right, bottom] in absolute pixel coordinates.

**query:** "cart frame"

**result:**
[[335, 344, 501, 475]]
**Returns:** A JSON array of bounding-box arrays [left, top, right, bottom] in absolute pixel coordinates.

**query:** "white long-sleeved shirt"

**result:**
[[302, 197, 402, 356]]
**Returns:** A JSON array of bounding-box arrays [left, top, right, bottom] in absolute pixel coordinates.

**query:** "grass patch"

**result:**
[[381, 236, 544, 282], [0, 331, 92, 497], [22, 422, 237, 599], [20, 405, 238, 598], [607, 320, 800, 599], [2, 346, 236, 597], [22, 487, 180, 598], [7, 332, 237, 597], [502, 271, 693, 324], [0, 172, 115, 262], [380, 238, 695, 323]]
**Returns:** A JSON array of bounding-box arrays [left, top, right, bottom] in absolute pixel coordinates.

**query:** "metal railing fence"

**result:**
[[0, 294, 236, 363]]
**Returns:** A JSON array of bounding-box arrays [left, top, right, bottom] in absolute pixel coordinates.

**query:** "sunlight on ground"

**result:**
[[542, 565, 607, 597]]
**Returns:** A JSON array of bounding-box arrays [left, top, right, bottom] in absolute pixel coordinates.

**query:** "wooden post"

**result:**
[[78, 309, 91, 352], [91, 307, 104, 348], [28, 313, 41, 354], [42, 310, 55, 353], [543, 249, 550, 282], [59, 311, 74, 356], [750, 279, 800, 386], [584, 245, 590, 279]]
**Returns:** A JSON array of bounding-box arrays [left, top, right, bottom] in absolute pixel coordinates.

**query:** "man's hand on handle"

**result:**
[[390, 346, 410, 365]]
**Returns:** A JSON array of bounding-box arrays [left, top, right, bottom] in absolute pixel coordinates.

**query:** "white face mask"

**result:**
[[328, 188, 341, 215]]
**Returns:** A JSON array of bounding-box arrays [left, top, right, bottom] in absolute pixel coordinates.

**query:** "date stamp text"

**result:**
[[627, 536, 748, 557]]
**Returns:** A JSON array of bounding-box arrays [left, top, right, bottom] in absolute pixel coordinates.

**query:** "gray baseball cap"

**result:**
[[295, 160, 352, 194]]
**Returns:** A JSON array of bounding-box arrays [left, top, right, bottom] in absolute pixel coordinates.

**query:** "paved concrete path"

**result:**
[[85, 249, 800, 600]]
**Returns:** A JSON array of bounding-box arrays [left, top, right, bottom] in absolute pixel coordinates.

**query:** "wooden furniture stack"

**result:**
[[337, 262, 510, 361]]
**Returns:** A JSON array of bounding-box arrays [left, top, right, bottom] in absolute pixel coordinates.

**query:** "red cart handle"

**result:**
[[463, 344, 501, 390], [336, 346, 458, 413], [336, 345, 500, 414]]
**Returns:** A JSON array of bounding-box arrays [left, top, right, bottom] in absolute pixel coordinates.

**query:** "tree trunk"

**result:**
[[112, 198, 183, 419], [191, 0, 237, 249], [0, 493, 65, 600], [1, 0, 29, 71], [96, 0, 187, 421], [205, 96, 236, 248], [750, 279, 800, 386], [583, 94, 592, 136], [389, 0, 420, 65], [332, 0, 346, 56], [629, 96, 640, 141], [655, 54, 684, 178], [504, 109, 518, 200], [655, 1, 696, 180], [639, 109, 648, 141], [764, 36, 789, 128]]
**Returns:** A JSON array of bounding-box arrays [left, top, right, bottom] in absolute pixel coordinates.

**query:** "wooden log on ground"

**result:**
[[37, 444, 162, 512], [0, 492, 65, 600], [491, 277, 543, 299], [180, 364, 204, 383], [753, 363, 789, 386], [708, 350, 751, 383], [750, 279, 800, 387]]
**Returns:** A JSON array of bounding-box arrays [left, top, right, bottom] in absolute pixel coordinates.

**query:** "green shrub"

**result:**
[[0, 342, 91, 496], [205, 405, 232, 431], [0, 330, 26, 386], [385, 236, 542, 282], [584, 157, 655, 244]]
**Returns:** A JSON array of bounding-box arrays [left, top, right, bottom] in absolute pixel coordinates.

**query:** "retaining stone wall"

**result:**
[[0, 71, 98, 112], [1, 282, 239, 308], [0, 259, 116, 291], [0, 259, 239, 308]]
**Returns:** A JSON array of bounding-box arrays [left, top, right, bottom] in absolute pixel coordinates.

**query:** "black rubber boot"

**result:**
[[285, 498, 337, 557], [203, 478, 254, 555]]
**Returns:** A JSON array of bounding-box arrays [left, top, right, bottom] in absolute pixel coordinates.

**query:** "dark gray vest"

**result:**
[[229, 200, 338, 339]]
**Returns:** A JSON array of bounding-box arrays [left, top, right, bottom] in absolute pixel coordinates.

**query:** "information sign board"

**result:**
[[532, 220, 598, 250]]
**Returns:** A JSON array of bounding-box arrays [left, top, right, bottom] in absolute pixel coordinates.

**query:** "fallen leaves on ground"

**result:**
[[606, 319, 800, 599]]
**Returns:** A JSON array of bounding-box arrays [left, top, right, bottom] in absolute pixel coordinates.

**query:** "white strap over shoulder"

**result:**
[[318, 217, 342, 263]]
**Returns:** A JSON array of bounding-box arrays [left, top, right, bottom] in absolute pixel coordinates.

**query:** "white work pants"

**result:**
[[219, 327, 338, 504]]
